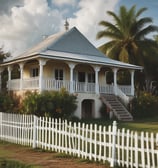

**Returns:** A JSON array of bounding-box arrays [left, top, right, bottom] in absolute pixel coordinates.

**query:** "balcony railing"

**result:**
[[8, 78, 132, 96], [8, 79, 20, 90], [44, 79, 70, 91], [23, 77, 39, 90]]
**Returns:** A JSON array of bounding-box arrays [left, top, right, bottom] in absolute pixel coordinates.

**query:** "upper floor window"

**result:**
[[55, 69, 63, 80], [88, 73, 95, 83], [30, 67, 39, 77]]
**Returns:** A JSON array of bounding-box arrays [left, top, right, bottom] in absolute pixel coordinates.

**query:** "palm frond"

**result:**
[[98, 40, 118, 55], [107, 11, 122, 26], [135, 17, 153, 33], [97, 31, 122, 40], [136, 25, 158, 39], [98, 21, 122, 36], [136, 7, 147, 17]]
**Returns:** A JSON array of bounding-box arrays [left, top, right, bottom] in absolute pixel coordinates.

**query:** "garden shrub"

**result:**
[[22, 91, 40, 115], [0, 92, 20, 113], [131, 92, 158, 119], [22, 88, 77, 119]]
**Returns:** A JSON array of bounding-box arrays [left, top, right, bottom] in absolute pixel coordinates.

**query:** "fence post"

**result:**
[[32, 115, 37, 148], [110, 121, 117, 167]]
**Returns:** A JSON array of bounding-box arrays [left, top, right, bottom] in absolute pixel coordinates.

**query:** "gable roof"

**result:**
[[14, 27, 107, 59], [2, 27, 142, 70], [47, 27, 105, 57]]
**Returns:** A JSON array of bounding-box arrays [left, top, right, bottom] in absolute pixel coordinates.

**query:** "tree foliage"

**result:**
[[0, 92, 20, 113], [0, 47, 11, 91], [0, 47, 10, 63], [131, 92, 158, 119], [97, 5, 158, 91], [21, 89, 77, 119]]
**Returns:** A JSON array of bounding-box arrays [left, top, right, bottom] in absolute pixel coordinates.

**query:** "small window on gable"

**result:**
[[30, 67, 39, 77], [55, 69, 63, 80]]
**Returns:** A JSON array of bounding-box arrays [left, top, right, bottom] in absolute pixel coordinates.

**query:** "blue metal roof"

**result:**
[[3, 27, 142, 70]]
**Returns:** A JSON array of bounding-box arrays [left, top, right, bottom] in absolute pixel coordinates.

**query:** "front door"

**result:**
[[82, 99, 94, 119]]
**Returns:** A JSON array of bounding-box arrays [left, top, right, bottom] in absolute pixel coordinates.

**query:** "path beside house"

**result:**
[[0, 142, 109, 168]]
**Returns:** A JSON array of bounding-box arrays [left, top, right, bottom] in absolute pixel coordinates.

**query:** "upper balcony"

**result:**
[[8, 77, 132, 96]]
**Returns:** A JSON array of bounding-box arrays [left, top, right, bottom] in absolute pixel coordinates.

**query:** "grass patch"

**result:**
[[0, 141, 13, 158], [54, 153, 75, 159], [0, 158, 34, 168], [80, 117, 158, 133], [119, 121, 158, 133], [118, 116, 158, 133]]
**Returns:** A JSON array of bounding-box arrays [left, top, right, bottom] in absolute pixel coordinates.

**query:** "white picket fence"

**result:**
[[0, 112, 158, 168]]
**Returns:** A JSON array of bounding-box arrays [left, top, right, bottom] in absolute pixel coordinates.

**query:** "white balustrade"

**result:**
[[73, 82, 95, 93], [22, 77, 39, 89], [7, 78, 132, 96], [118, 85, 131, 95], [99, 84, 114, 94], [117, 87, 130, 105], [8, 79, 20, 90], [44, 79, 70, 91]]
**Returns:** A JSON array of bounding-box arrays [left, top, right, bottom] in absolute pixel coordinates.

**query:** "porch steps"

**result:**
[[100, 94, 133, 121]]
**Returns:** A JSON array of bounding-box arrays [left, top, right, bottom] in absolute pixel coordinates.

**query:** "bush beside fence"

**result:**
[[0, 112, 158, 168]]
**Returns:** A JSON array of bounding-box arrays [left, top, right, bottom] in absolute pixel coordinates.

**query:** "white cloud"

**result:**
[[69, 0, 119, 47], [0, 0, 63, 56], [53, 0, 76, 6], [0, 0, 119, 57], [0, 0, 23, 14]]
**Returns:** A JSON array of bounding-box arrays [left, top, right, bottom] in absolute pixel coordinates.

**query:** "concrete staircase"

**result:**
[[100, 94, 133, 121]]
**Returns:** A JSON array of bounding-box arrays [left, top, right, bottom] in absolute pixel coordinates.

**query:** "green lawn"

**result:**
[[118, 121, 158, 133], [118, 116, 158, 133], [0, 158, 34, 168], [80, 117, 158, 133]]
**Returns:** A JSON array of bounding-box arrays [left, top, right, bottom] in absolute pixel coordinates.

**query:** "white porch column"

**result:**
[[8, 66, 12, 90], [94, 66, 100, 94], [68, 63, 75, 93], [39, 59, 46, 92], [130, 70, 135, 96], [19, 63, 24, 90], [112, 68, 118, 95]]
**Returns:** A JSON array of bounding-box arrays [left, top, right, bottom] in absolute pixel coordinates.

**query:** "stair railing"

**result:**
[[116, 86, 129, 106]]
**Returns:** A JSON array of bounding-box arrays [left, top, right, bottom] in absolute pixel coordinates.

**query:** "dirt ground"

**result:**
[[0, 142, 110, 168]]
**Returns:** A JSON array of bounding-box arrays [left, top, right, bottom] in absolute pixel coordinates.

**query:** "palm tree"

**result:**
[[97, 5, 158, 66], [97, 5, 158, 92]]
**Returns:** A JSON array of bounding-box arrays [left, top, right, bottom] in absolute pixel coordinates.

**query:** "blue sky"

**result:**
[[0, 0, 157, 56], [118, 0, 158, 25]]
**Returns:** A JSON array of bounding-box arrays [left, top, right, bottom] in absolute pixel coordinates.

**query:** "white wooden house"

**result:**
[[0, 27, 142, 120]]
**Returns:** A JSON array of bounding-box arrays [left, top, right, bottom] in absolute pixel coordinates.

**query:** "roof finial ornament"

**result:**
[[64, 18, 69, 31]]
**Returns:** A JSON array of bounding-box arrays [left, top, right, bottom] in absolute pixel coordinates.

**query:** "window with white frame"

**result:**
[[55, 69, 63, 80], [30, 67, 39, 77]]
